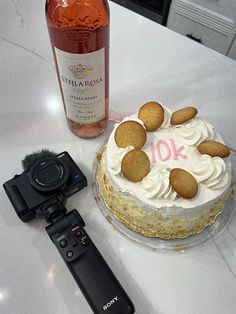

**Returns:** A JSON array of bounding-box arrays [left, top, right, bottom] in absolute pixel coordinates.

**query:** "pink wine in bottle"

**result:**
[[45, 0, 109, 138]]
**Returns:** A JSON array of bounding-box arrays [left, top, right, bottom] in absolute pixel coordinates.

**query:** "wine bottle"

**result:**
[[45, 0, 109, 138]]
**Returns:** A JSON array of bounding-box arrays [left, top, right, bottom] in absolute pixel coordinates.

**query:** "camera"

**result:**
[[3, 151, 135, 314], [3, 151, 87, 223]]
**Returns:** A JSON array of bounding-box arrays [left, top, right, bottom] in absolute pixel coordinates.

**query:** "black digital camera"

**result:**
[[3, 151, 135, 314], [3, 151, 87, 223]]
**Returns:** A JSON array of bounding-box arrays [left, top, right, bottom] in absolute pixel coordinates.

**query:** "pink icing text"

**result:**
[[150, 138, 188, 163]]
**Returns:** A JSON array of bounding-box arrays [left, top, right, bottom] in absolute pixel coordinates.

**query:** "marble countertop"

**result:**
[[1, 1, 236, 314]]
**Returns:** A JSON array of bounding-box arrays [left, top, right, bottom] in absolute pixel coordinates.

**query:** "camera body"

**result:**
[[3, 151, 87, 222]]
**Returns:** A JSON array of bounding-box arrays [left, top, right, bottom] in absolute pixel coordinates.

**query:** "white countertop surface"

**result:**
[[1, 1, 236, 314]]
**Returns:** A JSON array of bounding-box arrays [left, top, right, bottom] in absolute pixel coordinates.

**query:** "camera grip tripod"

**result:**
[[46, 210, 135, 314]]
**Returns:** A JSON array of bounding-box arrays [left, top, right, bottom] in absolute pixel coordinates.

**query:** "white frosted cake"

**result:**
[[97, 102, 232, 239]]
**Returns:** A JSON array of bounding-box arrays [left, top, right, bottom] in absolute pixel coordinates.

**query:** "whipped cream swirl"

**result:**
[[191, 155, 229, 189], [108, 146, 134, 175], [175, 117, 215, 146], [141, 166, 177, 199], [161, 106, 172, 128]]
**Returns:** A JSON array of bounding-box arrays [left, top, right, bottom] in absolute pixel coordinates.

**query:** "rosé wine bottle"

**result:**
[[45, 0, 109, 138]]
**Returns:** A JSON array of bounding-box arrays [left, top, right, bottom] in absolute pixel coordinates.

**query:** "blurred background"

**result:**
[[111, 0, 236, 60]]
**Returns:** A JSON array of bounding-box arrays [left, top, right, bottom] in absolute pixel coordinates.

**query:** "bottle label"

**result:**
[[55, 47, 105, 124]]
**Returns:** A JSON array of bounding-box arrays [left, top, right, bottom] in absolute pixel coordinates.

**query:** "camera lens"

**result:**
[[28, 157, 70, 192]]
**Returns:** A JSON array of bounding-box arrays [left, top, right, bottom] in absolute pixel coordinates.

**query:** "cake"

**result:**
[[96, 102, 233, 239]]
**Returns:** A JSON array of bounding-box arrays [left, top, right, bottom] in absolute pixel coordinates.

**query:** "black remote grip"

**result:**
[[68, 245, 135, 314], [46, 210, 135, 314]]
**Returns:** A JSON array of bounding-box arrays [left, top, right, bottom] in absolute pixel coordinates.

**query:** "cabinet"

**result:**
[[228, 36, 236, 59], [110, 0, 171, 25], [167, 0, 236, 58]]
